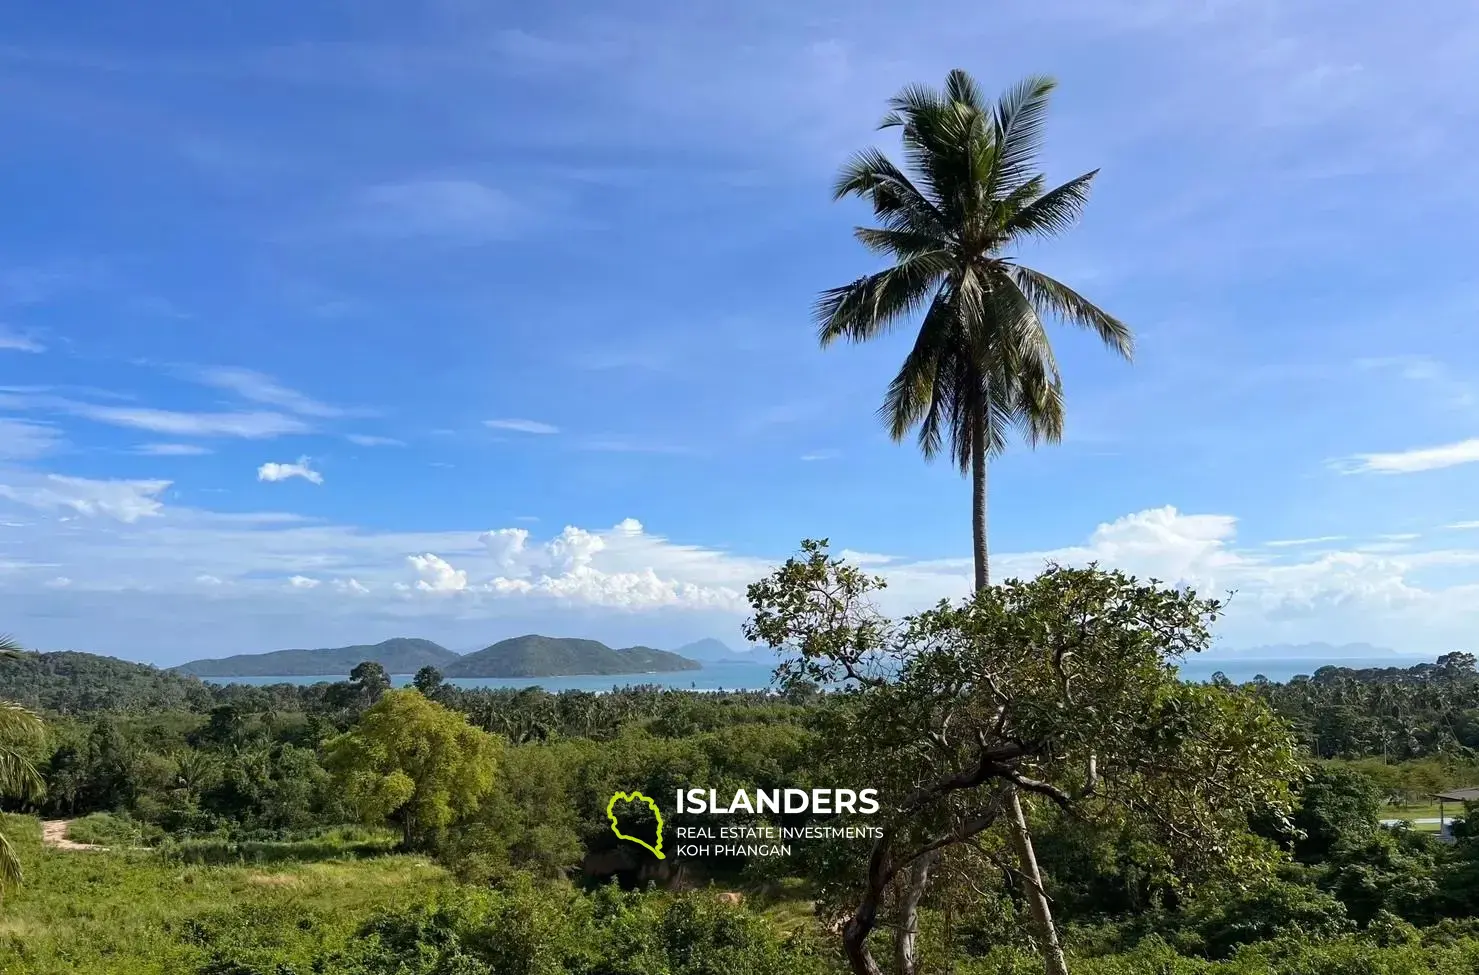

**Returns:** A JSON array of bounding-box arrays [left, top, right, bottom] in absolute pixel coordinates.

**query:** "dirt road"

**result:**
[[40, 819, 106, 851]]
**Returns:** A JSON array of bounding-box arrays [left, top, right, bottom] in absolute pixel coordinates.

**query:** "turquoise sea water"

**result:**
[[203, 656, 1424, 691]]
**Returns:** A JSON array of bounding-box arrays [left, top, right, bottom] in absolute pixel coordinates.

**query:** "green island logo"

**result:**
[[606, 790, 665, 859]]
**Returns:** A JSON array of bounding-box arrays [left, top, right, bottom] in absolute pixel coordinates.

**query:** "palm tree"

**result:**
[[0, 635, 45, 896], [817, 71, 1132, 590]]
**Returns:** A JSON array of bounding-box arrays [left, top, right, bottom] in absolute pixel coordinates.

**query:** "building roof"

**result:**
[[1433, 788, 1479, 802]]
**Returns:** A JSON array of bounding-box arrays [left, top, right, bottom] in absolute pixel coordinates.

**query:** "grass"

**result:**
[[63, 812, 161, 848], [0, 814, 453, 974]]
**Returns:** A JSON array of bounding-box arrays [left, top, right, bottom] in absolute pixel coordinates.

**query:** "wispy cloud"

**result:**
[[71, 404, 308, 439], [133, 443, 213, 457], [485, 418, 559, 435], [0, 418, 63, 460], [1339, 438, 1479, 474], [0, 325, 45, 353], [257, 457, 324, 485], [579, 438, 697, 455], [1265, 535, 1347, 548], [0, 474, 169, 522], [346, 434, 405, 447], [351, 179, 533, 242], [192, 367, 362, 418], [800, 449, 840, 462]]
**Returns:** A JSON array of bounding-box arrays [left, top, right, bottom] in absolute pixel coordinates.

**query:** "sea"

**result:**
[[204, 655, 1422, 692]]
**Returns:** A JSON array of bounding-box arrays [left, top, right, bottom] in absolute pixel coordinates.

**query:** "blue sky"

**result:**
[[2, 0, 1478, 664]]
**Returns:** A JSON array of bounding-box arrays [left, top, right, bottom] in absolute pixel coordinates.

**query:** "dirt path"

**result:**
[[40, 819, 106, 851]]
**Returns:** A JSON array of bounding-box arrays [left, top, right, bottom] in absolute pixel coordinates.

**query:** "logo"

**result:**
[[606, 790, 665, 859]]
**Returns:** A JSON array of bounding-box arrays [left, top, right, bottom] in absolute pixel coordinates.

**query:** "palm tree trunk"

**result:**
[[1007, 789, 1068, 975], [971, 409, 989, 591]]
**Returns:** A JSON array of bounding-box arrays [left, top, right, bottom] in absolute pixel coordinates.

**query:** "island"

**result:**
[[173, 638, 459, 678], [442, 635, 701, 678]]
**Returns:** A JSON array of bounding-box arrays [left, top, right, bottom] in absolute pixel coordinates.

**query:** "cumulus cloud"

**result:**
[[479, 527, 530, 568], [289, 575, 321, 589], [0, 474, 169, 522], [484, 418, 559, 435], [257, 457, 324, 485], [409, 553, 468, 592]]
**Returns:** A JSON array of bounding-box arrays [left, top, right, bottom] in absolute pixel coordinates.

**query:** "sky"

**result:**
[[2, 1, 1478, 665]]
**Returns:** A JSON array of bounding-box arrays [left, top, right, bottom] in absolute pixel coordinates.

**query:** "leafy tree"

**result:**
[[1289, 765, 1384, 863], [0, 636, 45, 895], [325, 689, 499, 847], [817, 71, 1130, 591], [746, 543, 1301, 975], [411, 665, 444, 699]]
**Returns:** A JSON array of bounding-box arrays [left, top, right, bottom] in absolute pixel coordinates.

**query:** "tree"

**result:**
[[817, 71, 1130, 592], [412, 665, 444, 700], [0, 636, 45, 896], [746, 544, 1301, 975], [325, 689, 499, 847]]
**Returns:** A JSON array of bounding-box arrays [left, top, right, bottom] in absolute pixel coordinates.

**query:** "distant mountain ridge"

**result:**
[[445, 635, 700, 678], [174, 638, 458, 677], [674, 638, 759, 662]]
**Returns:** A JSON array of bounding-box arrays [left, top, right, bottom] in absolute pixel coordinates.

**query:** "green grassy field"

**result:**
[[0, 814, 453, 975]]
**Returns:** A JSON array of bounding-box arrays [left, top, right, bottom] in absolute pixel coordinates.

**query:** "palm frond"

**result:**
[[832, 148, 948, 234], [0, 634, 22, 657], [853, 227, 951, 260], [992, 75, 1057, 198], [1004, 170, 1098, 240], [0, 828, 21, 892], [881, 288, 957, 450], [816, 253, 952, 346], [0, 744, 43, 799], [1010, 264, 1134, 360], [943, 69, 988, 113]]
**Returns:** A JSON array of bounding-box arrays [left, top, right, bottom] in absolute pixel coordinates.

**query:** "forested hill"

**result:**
[[0, 650, 213, 713], [443, 634, 701, 677], [174, 637, 459, 677]]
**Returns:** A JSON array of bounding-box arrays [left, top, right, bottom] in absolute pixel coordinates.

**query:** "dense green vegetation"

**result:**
[[8, 590, 1479, 972], [174, 637, 459, 677]]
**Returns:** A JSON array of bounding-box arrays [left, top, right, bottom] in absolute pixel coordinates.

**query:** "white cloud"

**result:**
[[0, 419, 63, 460], [1340, 438, 1479, 474], [1265, 536, 1347, 548], [347, 434, 405, 447], [479, 527, 530, 568], [70, 404, 308, 438], [135, 443, 213, 457], [0, 326, 44, 353], [192, 367, 356, 418], [289, 575, 321, 589], [548, 525, 606, 572], [257, 457, 324, 485], [0, 474, 169, 523], [800, 450, 840, 461], [45, 576, 72, 588], [409, 553, 468, 592], [1449, 521, 1479, 530], [334, 577, 370, 594], [484, 418, 559, 435], [196, 574, 224, 586]]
